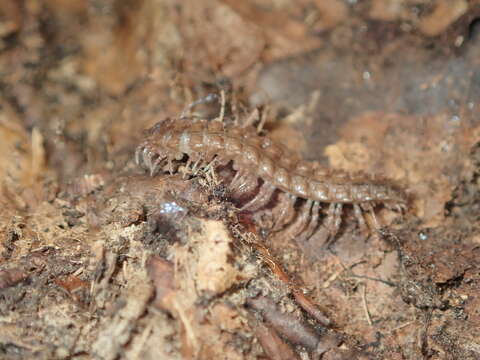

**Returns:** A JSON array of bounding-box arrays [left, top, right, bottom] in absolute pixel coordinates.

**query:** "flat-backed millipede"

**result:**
[[135, 117, 407, 242]]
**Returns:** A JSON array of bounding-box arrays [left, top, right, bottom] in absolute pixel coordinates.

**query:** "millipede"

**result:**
[[135, 115, 408, 243]]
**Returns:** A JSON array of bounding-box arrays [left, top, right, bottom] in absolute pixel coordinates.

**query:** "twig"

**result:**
[[248, 296, 320, 350], [347, 274, 396, 287], [249, 317, 301, 360], [388, 321, 415, 334], [232, 226, 331, 326], [362, 283, 373, 326], [0, 268, 27, 289]]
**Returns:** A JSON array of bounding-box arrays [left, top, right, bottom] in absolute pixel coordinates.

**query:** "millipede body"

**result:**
[[136, 117, 407, 241]]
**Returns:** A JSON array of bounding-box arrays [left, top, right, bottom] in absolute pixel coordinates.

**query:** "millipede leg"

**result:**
[[241, 183, 276, 212], [272, 194, 297, 231], [229, 170, 244, 189], [190, 158, 203, 175], [167, 158, 174, 175], [333, 203, 343, 234], [353, 203, 368, 234], [135, 146, 143, 166], [150, 158, 165, 176], [203, 155, 217, 172], [203, 157, 219, 185], [302, 201, 321, 241], [142, 148, 152, 170], [180, 93, 219, 119], [282, 200, 312, 241], [294, 200, 315, 244], [229, 171, 258, 197], [181, 158, 192, 179], [242, 108, 260, 128], [325, 203, 343, 240], [361, 203, 381, 230]]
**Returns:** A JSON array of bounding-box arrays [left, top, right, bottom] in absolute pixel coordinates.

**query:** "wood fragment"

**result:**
[[0, 268, 27, 289], [240, 230, 331, 327], [252, 320, 301, 360], [362, 283, 373, 326], [248, 295, 321, 350]]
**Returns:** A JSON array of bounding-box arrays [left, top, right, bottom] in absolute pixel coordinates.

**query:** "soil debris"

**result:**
[[1, 0, 480, 359]]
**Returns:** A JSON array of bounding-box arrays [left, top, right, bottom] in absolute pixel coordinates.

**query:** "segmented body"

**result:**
[[136, 117, 407, 241]]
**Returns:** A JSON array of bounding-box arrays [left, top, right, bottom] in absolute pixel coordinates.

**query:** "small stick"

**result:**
[[248, 296, 320, 350], [250, 318, 301, 360], [388, 320, 415, 334], [0, 268, 27, 289], [362, 283, 373, 326], [346, 274, 396, 287], [234, 227, 331, 327]]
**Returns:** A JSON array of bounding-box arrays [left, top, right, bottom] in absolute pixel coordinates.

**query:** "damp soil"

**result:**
[[1, 1, 480, 359]]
